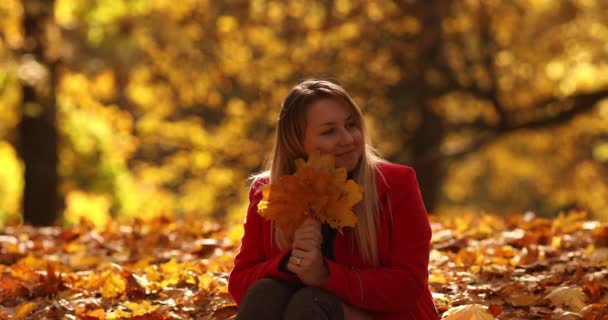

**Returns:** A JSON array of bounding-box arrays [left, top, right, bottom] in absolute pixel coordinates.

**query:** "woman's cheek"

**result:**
[[312, 137, 331, 153]]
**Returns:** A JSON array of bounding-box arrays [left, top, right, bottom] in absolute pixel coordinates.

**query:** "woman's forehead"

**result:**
[[306, 98, 352, 123]]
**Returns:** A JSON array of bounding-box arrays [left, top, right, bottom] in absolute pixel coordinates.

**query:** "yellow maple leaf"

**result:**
[[258, 151, 362, 241]]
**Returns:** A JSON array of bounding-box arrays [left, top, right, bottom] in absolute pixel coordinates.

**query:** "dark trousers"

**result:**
[[236, 278, 345, 320]]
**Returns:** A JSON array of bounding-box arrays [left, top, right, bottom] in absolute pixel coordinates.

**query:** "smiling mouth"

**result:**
[[336, 150, 354, 156]]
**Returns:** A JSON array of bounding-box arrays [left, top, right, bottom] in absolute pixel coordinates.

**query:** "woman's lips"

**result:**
[[336, 150, 354, 157]]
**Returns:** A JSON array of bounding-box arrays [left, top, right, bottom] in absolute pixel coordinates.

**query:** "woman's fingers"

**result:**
[[293, 230, 321, 249], [292, 217, 322, 254], [295, 217, 321, 234], [293, 240, 320, 252], [293, 229, 322, 243], [302, 217, 321, 227], [294, 222, 322, 239], [288, 249, 307, 270], [289, 254, 302, 268], [289, 248, 320, 269], [296, 220, 321, 233]]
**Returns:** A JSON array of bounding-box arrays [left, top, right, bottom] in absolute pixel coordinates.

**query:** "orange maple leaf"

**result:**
[[258, 152, 362, 242]]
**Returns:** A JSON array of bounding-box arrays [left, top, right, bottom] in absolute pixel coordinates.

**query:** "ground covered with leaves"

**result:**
[[1, 211, 608, 319]]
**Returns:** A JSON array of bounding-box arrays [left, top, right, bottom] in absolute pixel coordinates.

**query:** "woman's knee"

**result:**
[[237, 278, 298, 320], [284, 287, 344, 320], [244, 278, 294, 298]]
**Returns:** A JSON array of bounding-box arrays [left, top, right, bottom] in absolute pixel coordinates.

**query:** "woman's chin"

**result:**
[[336, 156, 361, 172]]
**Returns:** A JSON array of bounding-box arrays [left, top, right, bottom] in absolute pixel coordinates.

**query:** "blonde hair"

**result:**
[[260, 79, 383, 266]]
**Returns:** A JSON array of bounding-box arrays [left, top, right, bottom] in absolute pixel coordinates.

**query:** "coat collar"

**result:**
[[374, 161, 391, 196]]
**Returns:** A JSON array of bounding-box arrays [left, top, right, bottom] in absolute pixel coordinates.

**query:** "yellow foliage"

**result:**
[[91, 70, 116, 101], [226, 224, 245, 245], [198, 272, 214, 292], [2, 0, 607, 228], [0, 141, 23, 225], [159, 257, 181, 286], [0, 0, 23, 48], [216, 15, 238, 33], [258, 152, 362, 242], [0, 74, 20, 135], [17, 254, 50, 270], [54, 0, 80, 28], [64, 191, 111, 228], [101, 272, 126, 299]]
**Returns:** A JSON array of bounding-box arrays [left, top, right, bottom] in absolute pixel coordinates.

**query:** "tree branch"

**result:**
[[442, 88, 608, 159], [505, 89, 608, 130]]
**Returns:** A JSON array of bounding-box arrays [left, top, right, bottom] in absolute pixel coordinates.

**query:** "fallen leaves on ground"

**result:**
[[0, 216, 238, 319], [430, 210, 608, 319], [441, 304, 494, 320], [1, 210, 608, 319]]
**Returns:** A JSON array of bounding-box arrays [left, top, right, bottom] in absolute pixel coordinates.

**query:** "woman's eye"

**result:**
[[346, 122, 357, 129], [322, 128, 335, 135]]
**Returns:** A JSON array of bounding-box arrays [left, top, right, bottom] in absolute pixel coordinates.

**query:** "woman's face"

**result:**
[[303, 98, 364, 171]]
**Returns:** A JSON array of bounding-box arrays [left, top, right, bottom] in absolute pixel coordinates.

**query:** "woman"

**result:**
[[228, 79, 438, 320]]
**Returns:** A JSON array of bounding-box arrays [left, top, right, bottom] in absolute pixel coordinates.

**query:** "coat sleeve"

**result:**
[[317, 166, 432, 312], [228, 178, 300, 305]]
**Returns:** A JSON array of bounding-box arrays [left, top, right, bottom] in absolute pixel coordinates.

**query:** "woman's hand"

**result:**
[[287, 217, 329, 286]]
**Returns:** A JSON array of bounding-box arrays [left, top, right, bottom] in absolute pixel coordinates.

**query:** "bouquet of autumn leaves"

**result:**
[[257, 152, 363, 243]]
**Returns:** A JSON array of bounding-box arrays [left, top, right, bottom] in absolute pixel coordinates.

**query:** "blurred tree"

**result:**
[[429, 1, 608, 217], [387, 1, 608, 212], [17, 0, 63, 225], [0, 0, 25, 225], [1, 0, 608, 226]]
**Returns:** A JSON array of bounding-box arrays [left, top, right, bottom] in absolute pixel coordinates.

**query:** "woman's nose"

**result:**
[[339, 128, 354, 145]]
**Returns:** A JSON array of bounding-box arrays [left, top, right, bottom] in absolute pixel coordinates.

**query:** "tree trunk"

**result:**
[[410, 105, 446, 214], [390, 1, 448, 213], [17, 0, 62, 226]]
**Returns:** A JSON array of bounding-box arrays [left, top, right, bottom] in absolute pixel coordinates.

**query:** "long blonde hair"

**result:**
[[261, 79, 383, 266]]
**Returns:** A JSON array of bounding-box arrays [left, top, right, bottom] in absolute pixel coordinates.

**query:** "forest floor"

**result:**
[[1, 211, 607, 319]]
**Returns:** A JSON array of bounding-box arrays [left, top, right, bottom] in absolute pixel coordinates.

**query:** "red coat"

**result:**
[[228, 162, 438, 320]]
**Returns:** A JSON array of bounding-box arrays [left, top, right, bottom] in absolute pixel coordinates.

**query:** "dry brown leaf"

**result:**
[[586, 247, 608, 265], [68, 253, 102, 270], [591, 224, 608, 246], [544, 287, 588, 311], [507, 293, 541, 307], [441, 304, 495, 320], [579, 303, 608, 320]]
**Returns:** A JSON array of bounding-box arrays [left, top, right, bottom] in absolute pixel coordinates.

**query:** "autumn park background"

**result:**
[[1, 0, 608, 319]]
